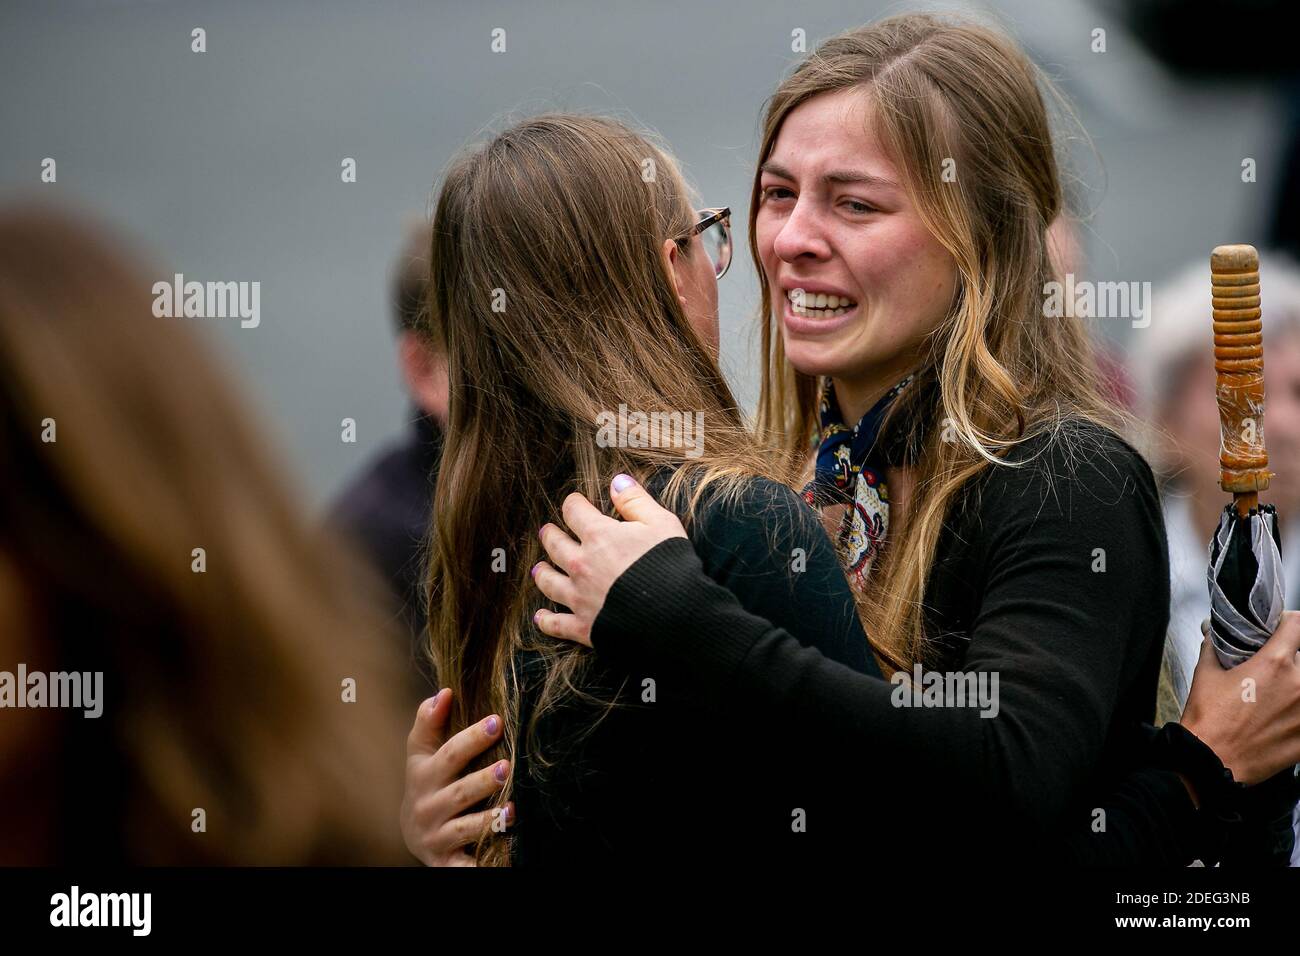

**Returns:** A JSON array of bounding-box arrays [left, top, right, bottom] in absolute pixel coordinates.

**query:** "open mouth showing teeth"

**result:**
[[786, 288, 857, 318]]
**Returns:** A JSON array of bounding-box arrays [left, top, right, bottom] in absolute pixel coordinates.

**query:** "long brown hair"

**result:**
[[425, 114, 780, 865], [752, 15, 1133, 672], [0, 205, 409, 864]]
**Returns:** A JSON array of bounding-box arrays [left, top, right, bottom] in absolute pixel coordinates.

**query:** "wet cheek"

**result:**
[[876, 226, 952, 284], [844, 227, 919, 297]]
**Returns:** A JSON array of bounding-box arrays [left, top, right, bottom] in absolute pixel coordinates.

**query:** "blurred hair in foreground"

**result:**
[[0, 204, 409, 864]]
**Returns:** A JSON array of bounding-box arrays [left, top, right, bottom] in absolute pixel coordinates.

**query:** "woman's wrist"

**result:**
[[1178, 709, 1250, 785], [1152, 722, 1247, 863], [590, 537, 700, 655], [1152, 723, 1235, 862], [1156, 723, 1243, 804], [591, 535, 768, 686]]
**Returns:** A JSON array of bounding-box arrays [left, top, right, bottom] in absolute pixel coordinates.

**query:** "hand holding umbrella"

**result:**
[[1204, 243, 1300, 865]]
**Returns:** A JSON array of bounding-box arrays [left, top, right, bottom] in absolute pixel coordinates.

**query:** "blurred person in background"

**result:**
[[0, 205, 410, 865], [1140, 251, 1300, 864], [331, 219, 446, 702], [1047, 213, 1137, 413]]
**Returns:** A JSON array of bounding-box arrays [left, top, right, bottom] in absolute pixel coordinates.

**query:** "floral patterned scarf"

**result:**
[[801, 375, 914, 585]]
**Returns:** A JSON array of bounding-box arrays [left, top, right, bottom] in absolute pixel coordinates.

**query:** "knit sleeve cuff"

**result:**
[[590, 536, 767, 686], [1151, 722, 1245, 864]]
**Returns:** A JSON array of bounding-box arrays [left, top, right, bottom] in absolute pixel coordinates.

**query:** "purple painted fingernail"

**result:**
[[494, 761, 508, 783], [530, 562, 541, 578], [612, 473, 635, 493], [538, 525, 546, 539], [485, 715, 500, 735]]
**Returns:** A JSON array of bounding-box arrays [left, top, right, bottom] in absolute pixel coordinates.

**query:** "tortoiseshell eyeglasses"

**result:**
[[687, 207, 732, 279]]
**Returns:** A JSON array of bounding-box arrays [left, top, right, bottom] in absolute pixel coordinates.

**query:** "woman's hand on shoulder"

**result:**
[[531, 474, 686, 647]]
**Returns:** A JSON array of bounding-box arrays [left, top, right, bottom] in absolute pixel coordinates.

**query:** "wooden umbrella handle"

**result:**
[[1212, 244, 1270, 515]]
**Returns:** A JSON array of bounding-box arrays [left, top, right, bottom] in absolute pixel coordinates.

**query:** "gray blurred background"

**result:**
[[1, 0, 1290, 505]]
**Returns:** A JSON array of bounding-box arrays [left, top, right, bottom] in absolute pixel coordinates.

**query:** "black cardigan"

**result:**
[[589, 422, 1288, 863]]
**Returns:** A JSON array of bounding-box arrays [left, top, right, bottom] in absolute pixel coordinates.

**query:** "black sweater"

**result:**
[[590, 422, 1221, 863], [510, 474, 880, 865]]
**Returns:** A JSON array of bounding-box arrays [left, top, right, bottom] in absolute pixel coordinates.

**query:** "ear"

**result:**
[[660, 237, 688, 307]]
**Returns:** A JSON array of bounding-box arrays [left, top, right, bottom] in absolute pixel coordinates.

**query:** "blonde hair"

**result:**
[[753, 15, 1132, 671]]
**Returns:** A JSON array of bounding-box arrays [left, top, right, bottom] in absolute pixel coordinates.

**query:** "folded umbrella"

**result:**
[[1206, 243, 1298, 866], [1207, 244, 1283, 666], [1207, 504, 1283, 666]]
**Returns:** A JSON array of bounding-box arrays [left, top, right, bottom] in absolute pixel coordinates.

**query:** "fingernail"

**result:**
[[494, 760, 509, 783], [612, 473, 635, 493], [504, 803, 514, 823], [485, 715, 500, 735], [533, 609, 543, 626], [530, 562, 541, 578], [538, 525, 546, 540]]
